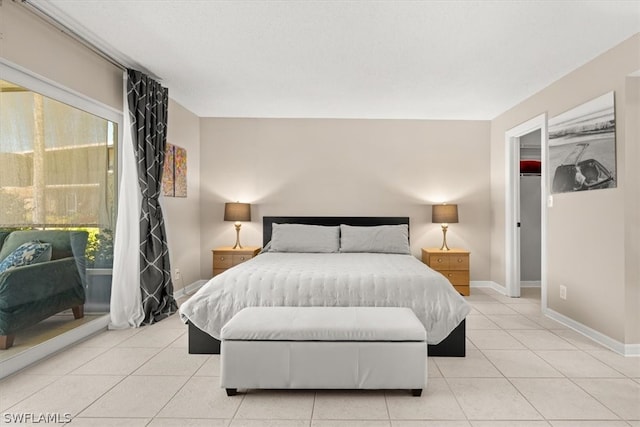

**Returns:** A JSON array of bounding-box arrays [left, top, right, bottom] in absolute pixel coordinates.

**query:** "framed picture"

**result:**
[[162, 142, 175, 197], [162, 143, 187, 198], [548, 92, 616, 194], [174, 146, 187, 197]]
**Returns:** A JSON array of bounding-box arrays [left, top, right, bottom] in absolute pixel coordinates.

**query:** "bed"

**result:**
[[180, 216, 471, 357]]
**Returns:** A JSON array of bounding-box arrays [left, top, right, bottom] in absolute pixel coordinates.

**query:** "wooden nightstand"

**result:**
[[422, 248, 470, 296], [212, 246, 261, 276]]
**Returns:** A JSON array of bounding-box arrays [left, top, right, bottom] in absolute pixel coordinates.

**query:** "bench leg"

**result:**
[[72, 305, 84, 320], [411, 389, 422, 397], [226, 388, 237, 396], [0, 335, 15, 350]]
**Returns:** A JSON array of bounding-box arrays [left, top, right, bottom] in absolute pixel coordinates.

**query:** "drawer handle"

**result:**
[[457, 258, 463, 263], [437, 258, 443, 263], [219, 257, 224, 261], [448, 273, 453, 277], [240, 256, 246, 260]]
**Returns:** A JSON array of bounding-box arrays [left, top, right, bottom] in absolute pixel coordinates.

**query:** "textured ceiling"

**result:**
[[33, 0, 640, 119]]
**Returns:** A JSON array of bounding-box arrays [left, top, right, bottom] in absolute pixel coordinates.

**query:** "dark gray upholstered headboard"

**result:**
[[262, 216, 410, 247]]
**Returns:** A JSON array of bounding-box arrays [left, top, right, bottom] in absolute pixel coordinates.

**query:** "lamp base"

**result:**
[[232, 222, 243, 249], [440, 224, 451, 251]]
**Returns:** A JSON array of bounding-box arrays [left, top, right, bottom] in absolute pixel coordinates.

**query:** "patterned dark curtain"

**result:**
[[127, 69, 178, 324]]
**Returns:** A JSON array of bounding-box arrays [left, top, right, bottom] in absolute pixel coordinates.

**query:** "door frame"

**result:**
[[504, 113, 547, 308]]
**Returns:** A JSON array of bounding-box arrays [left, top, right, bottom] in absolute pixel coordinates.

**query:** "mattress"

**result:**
[[179, 252, 471, 344]]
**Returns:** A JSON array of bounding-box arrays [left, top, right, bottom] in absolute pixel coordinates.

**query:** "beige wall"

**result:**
[[490, 34, 640, 344], [164, 99, 201, 290], [0, 0, 122, 110], [199, 118, 491, 280]]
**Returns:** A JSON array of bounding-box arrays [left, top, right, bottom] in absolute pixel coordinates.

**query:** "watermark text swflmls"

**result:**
[[2, 412, 72, 423]]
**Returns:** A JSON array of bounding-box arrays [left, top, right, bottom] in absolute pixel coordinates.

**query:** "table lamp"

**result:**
[[432, 203, 458, 251], [224, 202, 251, 249]]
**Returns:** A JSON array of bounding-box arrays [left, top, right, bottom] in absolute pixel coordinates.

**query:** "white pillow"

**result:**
[[270, 224, 340, 253], [339, 224, 411, 254]]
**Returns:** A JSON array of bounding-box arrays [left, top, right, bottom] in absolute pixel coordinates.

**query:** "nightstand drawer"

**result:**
[[426, 253, 469, 271], [440, 270, 469, 287], [427, 255, 451, 269], [213, 254, 233, 269], [212, 246, 261, 277], [448, 255, 469, 270]]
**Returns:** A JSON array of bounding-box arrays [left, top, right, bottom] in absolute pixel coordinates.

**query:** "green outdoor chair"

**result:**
[[0, 230, 88, 349]]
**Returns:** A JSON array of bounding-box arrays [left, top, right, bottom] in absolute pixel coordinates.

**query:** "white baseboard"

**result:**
[[174, 279, 207, 299], [0, 315, 110, 379], [471, 280, 507, 295], [625, 344, 640, 357], [543, 308, 640, 357], [472, 281, 638, 356]]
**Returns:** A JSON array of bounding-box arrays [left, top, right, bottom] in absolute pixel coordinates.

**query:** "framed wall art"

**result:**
[[162, 142, 187, 198], [548, 92, 616, 194]]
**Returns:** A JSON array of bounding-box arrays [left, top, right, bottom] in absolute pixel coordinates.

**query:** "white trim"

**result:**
[[471, 280, 507, 295], [504, 114, 548, 308], [544, 308, 640, 357], [0, 315, 110, 379], [540, 117, 549, 312], [0, 59, 122, 122], [625, 345, 640, 357], [505, 129, 521, 298], [174, 280, 207, 299]]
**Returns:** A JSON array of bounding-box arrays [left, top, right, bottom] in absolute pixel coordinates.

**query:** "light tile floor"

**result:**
[[1, 287, 638, 426]]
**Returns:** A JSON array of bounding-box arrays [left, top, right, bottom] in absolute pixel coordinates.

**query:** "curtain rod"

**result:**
[[16, 0, 162, 81]]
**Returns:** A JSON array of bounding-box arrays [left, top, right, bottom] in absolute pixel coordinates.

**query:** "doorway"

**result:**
[[505, 114, 547, 309], [520, 130, 542, 287]]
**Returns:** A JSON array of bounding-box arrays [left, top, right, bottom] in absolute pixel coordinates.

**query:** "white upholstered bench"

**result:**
[[220, 306, 427, 396]]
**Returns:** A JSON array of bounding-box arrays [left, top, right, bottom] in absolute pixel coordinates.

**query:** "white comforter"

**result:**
[[179, 252, 471, 344]]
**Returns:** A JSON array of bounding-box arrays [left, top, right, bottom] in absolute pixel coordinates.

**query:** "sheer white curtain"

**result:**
[[109, 71, 144, 329]]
